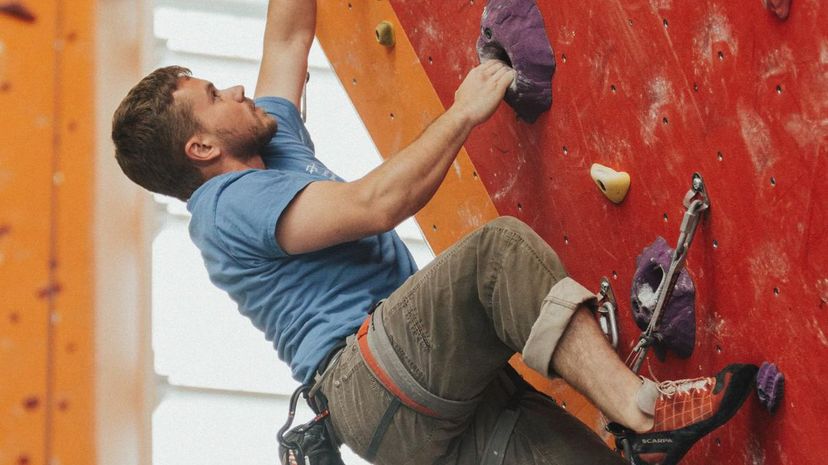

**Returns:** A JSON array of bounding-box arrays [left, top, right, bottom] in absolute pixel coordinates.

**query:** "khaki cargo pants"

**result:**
[[317, 217, 625, 465]]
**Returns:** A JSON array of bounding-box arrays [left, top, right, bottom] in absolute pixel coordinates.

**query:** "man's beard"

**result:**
[[218, 122, 276, 162]]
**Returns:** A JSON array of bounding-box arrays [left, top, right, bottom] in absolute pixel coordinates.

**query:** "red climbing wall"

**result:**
[[389, 1, 827, 463], [318, 0, 826, 463]]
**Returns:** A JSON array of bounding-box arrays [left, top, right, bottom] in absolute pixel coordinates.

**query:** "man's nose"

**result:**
[[228, 85, 245, 102]]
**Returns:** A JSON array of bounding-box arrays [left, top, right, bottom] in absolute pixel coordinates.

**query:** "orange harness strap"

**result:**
[[356, 316, 440, 417]]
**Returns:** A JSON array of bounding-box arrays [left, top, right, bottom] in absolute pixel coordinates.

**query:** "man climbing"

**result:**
[[111, 1, 757, 464]]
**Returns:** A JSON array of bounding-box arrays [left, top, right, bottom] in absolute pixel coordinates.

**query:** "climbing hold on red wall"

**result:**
[[0, 2, 36, 23], [762, 0, 791, 20], [590, 163, 631, 204], [476, 0, 555, 123], [375, 21, 395, 47], [630, 237, 696, 359], [757, 362, 785, 412]]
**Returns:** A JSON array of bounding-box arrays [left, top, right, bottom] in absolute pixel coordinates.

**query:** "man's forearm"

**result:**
[[359, 106, 476, 226], [256, 0, 316, 101], [264, 0, 316, 45], [356, 61, 515, 229], [271, 61, 513, 255]]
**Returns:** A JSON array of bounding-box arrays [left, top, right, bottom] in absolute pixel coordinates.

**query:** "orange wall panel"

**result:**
[[0, 2, 95, 465], [0, 4, 58, 464]]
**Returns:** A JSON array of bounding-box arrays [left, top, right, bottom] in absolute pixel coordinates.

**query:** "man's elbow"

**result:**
[[359, 200, 399, 235], [352, 183, 408, 235]]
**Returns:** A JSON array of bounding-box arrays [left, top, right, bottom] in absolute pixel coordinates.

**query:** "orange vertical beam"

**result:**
[[52, 0, 95, 464], [0, 1, 95, 464], [0, 3, 58, 464], [316, 0, 499, 252]]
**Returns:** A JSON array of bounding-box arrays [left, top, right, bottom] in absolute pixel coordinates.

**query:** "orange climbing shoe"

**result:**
[[608, 364, 758, 465]]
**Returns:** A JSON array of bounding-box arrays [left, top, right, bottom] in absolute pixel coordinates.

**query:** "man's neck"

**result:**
[[202, 154, 265, 180]]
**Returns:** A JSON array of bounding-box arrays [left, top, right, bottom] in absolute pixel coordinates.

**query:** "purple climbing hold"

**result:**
[[756, 362, 785, 412], [476, 0, 555, 123], [763, 0, 791, 20], [630, 236, 696, 359], [0, 2, 36, 23]]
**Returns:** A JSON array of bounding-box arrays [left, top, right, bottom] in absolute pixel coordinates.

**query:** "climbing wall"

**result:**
[[316, 0, 827, 464], [0, 2, 95, 465]]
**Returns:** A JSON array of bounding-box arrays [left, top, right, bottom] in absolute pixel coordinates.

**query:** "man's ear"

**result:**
[[184, 134, 222, 163]]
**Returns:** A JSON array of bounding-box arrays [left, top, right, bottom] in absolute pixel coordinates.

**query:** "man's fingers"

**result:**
[[493, 66, 516, 91], [480, 58, 503, 70], [478, 59, 507, 76], [492, 65, 514, 79]]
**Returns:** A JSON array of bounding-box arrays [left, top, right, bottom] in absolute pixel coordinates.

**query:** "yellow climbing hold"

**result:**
[[375, 21, 395, 47], [590, 163, 631, 204]]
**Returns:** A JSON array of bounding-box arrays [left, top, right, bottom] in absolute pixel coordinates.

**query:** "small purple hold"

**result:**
[[756, 362, 785, 413], [630, 237, 696, 359], [0, 2, 37, 23], [476, 0, 555, 123]]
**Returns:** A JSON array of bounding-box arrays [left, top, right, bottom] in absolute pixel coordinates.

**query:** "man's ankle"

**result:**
[[613, 400, 654, 433], [636, 378, 659, 415], [627, 377, 658, 432], [631, 414, 654, 433]]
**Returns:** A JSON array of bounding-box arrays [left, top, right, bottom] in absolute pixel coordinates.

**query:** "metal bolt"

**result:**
[[692, 175, 703, 192]]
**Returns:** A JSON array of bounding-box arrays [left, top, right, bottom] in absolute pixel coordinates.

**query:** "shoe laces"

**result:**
[[657, 377, 712, 397]]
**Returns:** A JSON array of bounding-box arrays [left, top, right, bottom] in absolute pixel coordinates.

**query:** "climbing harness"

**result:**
[[357, 304, 527, 464], [480, 367, 529, 465], [628, 172, 710, 374], [279, 300, 532, 465], [356, 305, 479, 460]]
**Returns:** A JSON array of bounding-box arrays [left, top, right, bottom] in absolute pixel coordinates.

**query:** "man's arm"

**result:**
[[276, 60, 516, 255], [254, 0, 316, 105]]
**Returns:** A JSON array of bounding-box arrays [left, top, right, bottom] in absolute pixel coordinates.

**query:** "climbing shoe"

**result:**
[[607, 364, 758, 465]]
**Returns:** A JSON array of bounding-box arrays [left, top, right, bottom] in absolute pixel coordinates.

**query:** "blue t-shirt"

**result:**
[[187, 97, 418, 383]]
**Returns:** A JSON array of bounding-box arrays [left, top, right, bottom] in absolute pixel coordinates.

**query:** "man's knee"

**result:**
[[483, 216, 535, 238], [523, 281, 598, 377], [482, 216, 560, 260], [486, 215, 528, 230]]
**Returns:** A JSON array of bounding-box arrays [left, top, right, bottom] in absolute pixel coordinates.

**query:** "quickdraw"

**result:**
[[596, 277, 620, 350], [629, 173, 710, 374]]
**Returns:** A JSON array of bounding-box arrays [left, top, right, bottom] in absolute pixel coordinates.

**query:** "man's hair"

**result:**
[[112, 66, 205, 201]]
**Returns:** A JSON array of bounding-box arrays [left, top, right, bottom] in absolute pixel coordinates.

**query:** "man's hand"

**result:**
[[450, 60, 516, 126]]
